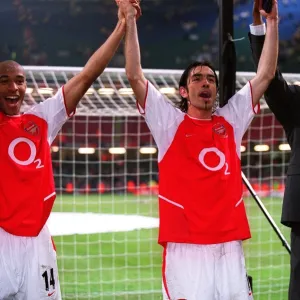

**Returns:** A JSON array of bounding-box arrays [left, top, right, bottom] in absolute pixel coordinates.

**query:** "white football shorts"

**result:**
[[0, 225, 61, 300], [162, 241, 253, 300]]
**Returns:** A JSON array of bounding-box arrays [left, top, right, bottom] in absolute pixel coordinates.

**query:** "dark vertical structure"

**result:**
[[218, 0, 236, 107], [218, 0, 253, 290]]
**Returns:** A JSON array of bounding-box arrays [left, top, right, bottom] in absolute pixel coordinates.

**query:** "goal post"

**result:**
[[23, 66, 293, 299]]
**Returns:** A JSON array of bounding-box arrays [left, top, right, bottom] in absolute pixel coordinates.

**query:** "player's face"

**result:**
[[184, 66, 217, 113], [0, 63, 26, 116]]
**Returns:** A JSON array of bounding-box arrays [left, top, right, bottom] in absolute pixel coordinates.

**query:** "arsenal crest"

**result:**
[[23, 121, 40, 136], [213, 123, 227, 137]]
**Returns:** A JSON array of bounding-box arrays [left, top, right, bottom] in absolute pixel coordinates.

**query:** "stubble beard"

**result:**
[[204, 101, 212, 111]]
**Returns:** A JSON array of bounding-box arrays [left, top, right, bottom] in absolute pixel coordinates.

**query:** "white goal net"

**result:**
[[23, 66, 294, 300]]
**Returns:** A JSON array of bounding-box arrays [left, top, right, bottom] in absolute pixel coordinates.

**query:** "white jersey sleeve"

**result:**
[[137, 81, 185, 162], [215, 82, 259, 157], [25, 87, 72, 144]]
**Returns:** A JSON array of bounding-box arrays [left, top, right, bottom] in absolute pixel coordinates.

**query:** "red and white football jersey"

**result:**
[[0, 87, 72, 237], [138, 81, 259, 245]]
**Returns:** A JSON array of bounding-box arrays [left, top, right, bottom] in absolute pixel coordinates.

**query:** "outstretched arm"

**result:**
[[119, 0, 147, 108], [250, 0, 279, 106], [249, 0, 300, 127], [63, 9, 129, 115]]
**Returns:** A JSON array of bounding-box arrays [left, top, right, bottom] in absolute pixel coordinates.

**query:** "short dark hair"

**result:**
[[178, 61, 219, 112]]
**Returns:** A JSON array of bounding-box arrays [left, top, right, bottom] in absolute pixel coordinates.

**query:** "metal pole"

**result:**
[[218, 0, 234, 107], [242, 172, 291, 254]]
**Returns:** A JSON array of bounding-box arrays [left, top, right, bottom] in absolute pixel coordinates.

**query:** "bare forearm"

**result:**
[[257, 19, 278, 82], [125, 15, 144, 81], [63, 20, 125, 114], [124, 14, 147, 106], [82, 20, 126, 84]]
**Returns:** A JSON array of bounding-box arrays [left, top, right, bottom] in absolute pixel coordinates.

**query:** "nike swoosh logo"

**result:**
[[48, 291, 55, 297], [185, 134, 195, 138]]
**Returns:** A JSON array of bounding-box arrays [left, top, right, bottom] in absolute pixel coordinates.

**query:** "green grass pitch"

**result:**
[[52, 194, 290, 300]]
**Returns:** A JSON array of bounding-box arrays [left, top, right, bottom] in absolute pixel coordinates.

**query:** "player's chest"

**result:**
[[0, 116, 48, 164], [163, 120, 237, 175], [176, 120, 234, 153]]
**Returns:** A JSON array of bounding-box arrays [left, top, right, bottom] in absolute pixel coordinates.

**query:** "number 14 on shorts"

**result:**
[[42, 267, 56, 296]]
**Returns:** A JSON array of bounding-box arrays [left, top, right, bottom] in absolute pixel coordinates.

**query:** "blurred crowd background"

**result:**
[[1, 0, 300, 72]]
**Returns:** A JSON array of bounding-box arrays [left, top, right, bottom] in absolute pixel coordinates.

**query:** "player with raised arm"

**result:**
[[0, 3, 141, 299], [249, 1, 300, 299], [118, 0, 278, 299]]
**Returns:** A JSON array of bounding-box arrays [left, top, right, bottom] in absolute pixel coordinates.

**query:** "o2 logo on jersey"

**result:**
[[198, 147, 230, 175], [8, 137, 44, 169]]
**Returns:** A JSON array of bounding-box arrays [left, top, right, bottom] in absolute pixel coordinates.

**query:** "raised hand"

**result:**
[[259, 0, 278, 21], [116, 0, 142, 20], [130, 0, 142, 19]]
